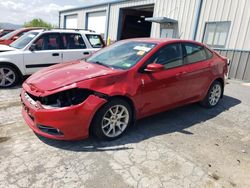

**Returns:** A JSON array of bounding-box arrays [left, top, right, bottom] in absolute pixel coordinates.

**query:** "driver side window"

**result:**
[[33, 33, 61, 51], [144, 43, 183, 70]]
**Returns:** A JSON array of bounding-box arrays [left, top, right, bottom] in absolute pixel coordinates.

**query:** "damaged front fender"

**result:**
[[21, 89, 108, 140]]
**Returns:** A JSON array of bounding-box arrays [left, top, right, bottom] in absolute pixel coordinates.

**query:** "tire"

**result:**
[[92, 99, 132, 140], [200, 80, 222, 108], [0, 65, 19, 88]]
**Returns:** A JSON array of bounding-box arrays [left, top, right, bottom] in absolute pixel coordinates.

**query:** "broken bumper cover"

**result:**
[[21, 89, 107, 140]]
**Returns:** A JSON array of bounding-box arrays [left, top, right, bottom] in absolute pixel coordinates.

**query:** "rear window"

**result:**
[[62, 33, 86, 49], [205, 48, 213, 59], [183, 43, 208, 64], [86, 34, 105, 48]]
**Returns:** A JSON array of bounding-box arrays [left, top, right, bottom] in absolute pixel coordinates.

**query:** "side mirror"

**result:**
[[29, 44, 37, 51], [144, 63, 164, 72]]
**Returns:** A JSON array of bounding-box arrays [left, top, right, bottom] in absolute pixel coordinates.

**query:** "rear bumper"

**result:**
[[21, 89, 107, 140]]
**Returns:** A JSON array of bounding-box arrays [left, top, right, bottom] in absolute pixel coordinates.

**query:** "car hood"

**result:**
[[25, 60, 122, 91], [0, 44, 16, 52]]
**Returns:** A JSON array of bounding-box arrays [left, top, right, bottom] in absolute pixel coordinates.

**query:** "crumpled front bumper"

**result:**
[[21, 89, 107, 140]]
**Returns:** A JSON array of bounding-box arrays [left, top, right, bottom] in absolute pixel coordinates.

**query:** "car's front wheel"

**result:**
[[200, 80, 222, 108], [92, 99, 132, 140], [0, 65, 19, 88]]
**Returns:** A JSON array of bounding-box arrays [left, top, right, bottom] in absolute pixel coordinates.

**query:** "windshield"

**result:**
[[86, 34, 105, 48], [86, 41, 156, 70], [10, 32, 39, 49], [0, 28, 22, 40]]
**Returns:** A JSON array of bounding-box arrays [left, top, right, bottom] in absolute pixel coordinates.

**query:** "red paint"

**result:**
[[145, 63, 164, 72], [0, 28, 41, 45], [21, 38, 227, 140]]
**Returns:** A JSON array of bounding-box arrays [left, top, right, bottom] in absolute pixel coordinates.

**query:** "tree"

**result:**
[[24, 18, 54, 29]]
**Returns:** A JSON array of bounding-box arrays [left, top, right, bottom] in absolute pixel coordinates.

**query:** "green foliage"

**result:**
[[24, 18, 54, 29]]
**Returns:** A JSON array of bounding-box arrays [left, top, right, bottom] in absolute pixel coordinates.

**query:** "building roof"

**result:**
[[59, 0, 128, 13]]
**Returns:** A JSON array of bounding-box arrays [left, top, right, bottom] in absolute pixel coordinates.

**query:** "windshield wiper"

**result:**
[[91, 61, 113, 68]]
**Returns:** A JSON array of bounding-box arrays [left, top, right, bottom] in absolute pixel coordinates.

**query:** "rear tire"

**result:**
[[200, 80, 222, 108], [0, 65, 19, 88], [92, 99, 132, 141]]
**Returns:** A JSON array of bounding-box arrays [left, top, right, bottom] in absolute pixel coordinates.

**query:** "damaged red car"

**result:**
[[21, 38, 228, 140]]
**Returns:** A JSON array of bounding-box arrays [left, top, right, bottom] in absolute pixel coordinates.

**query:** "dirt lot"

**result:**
[[0, 80, 249, 188]]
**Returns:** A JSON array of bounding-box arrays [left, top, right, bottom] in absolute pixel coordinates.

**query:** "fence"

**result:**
[[215, 49, 250, 82]]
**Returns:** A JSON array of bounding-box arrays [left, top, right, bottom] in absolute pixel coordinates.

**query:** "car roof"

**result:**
[[29, 29, 100, 35], [126, 38, 207, 46]]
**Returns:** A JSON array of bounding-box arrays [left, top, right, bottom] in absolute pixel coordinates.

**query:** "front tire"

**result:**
[[200, 80, 222, 108], [92, 99, 132, 140], [0, 65, 19, 88]]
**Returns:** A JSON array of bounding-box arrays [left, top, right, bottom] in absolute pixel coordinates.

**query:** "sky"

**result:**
[[0, 0, 111, 26]]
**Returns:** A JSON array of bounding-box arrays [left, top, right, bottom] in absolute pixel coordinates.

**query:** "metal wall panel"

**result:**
[[243, 54, 250, 81], [196, 0, 250, 50], [216, 50, 250, 81], [229, 52, 241, 78], [242, 17, 250, 50], [236, 52, 249, 80], [151, 0, 198, 39]]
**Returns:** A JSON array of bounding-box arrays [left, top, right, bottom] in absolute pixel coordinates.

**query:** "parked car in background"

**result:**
[[0, 29, 14, 38], [0, 27, 42, 45], [0, 29, 105, 87], [21, 38, 228, 141]]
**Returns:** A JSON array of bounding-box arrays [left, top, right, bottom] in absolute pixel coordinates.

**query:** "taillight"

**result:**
[[224, 58, 230, 75]]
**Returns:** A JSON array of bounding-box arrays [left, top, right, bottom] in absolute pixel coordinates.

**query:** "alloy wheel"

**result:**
[[101, 105, 129, 138], [208, 84, 222, 106], [0, 67, 16, 87]]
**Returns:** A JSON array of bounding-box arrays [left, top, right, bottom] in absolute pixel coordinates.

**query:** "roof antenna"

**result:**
[[178, 32, 183, 39]]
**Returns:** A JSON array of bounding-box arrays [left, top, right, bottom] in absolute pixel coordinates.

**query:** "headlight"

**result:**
[[27, 88, 94, 109]]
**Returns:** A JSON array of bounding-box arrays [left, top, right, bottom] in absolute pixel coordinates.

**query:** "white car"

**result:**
[[0, 29, 105, 87]]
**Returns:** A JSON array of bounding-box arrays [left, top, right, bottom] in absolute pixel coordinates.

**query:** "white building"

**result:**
[[59, 0, 250, 81]]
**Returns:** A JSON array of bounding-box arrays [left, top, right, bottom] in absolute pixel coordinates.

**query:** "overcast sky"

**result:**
[[0, 0, 110, 25]]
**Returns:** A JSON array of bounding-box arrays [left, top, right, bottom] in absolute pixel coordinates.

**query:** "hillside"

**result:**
[[0, 22, 22, 29]]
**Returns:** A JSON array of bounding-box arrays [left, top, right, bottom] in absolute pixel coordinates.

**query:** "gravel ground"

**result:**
[[0, 80, 249, 188]]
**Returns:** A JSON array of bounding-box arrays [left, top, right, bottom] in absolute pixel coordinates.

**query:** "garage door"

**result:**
[[65, 15, 78, 29], [87, 11, 106, 35]]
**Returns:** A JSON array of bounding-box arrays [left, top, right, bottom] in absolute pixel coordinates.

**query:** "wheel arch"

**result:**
[[89, 94, 137, 133], [214, 77, 224, 98], [202, 77, 225, 101], [0, 61, 23, 80], [108, 95, 136, 123]]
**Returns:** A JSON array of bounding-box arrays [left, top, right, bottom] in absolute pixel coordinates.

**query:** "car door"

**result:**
[[61, 33, 96, 63], [181, 42, 213, 99], [136, 43, 190, 117], [23, 33, 63, 75]]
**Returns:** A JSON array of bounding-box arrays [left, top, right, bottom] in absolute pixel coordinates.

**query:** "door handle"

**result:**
[[52, 53, 59, 56], [176, 71, 187, 77], [83, 52, 90, 55]]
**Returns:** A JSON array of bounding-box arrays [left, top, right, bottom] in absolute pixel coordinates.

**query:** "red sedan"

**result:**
[[0, 29, 14, 38], [0, 27, 41, 45], [21, 38, 228, 140]]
